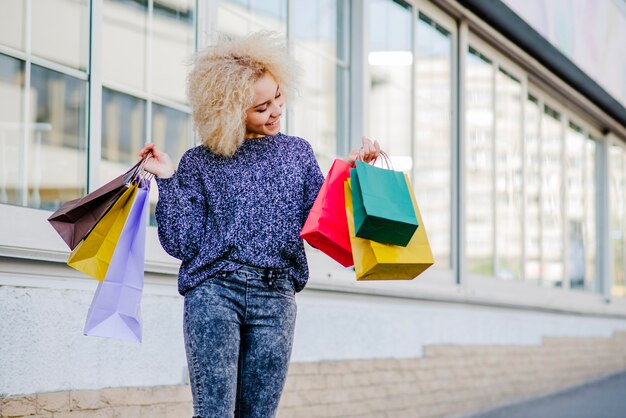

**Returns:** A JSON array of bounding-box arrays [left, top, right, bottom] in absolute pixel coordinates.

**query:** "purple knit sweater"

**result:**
[[155, 132, 324, 295]]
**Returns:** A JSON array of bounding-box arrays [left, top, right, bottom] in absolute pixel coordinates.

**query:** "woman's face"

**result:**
[[245, 72, 284, 138]]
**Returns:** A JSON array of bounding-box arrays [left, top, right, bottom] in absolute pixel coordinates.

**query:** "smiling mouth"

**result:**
[[266, 117, 281, 127]]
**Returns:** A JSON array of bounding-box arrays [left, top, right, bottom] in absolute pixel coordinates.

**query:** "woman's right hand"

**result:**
[[138, 143, 175, 179]]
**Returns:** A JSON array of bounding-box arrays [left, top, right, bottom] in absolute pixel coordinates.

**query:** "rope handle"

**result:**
[[356, 148, 394, 170]]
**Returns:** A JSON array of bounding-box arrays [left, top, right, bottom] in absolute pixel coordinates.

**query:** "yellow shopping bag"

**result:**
[[344, 175, 434, 280], [67, 184, 138, 281]]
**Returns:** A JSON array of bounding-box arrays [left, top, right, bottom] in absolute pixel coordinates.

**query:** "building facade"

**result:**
[[1, 0, 626, 417]]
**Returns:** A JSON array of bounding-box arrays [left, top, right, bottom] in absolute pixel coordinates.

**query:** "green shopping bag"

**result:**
[[350, 161, 418, 247]]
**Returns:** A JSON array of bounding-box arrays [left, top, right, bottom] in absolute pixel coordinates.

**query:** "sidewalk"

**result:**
[[466, 371, 626, 418]]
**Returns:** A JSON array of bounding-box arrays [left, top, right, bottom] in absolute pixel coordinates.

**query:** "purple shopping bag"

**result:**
[[83, 180, 150, 342]]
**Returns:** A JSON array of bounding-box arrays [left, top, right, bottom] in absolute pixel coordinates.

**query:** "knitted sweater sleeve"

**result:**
[[154, 150, 207, 261], [301, 142, 325, 226]]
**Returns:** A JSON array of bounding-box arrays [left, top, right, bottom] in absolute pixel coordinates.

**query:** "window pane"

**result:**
[[29, 64, 88, 210], [100, 88, 146, 186], [0, 0, 25, 51], [368, 0, 412, 171], [494, 69, 523, 280], [215, 0, 287, 37], [610, 144, 625, 298], [465, 48, 494, 276], [541, 107, 563, 287], [292, 0, 342, 61], [565, 124, 586, 289], [291, 0, 349, 173], [524, 96, 541, 283], [414, 13, 452, 270], [152, 0, 195, 103], [585, 137, 597, 291], [32, 0, 89, 70], [151, 104, 191, 166], [150, 103, 192, 224], [0, 54, 25, 206], [103, 0, 148, 91]]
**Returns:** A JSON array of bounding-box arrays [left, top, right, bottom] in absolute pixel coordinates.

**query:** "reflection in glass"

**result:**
[[291, 0, 348, 173], [32, 0, 89, 70], [494, 69, 523, 280], [414, 13, 452, 269], [28, 64, 87, 210], [103, 0, 148, 91], [0, 54, 25, 206], [465, 48, 494, 276], [368, 0, 412, 171], [151, 103, 192, 166], [585, 137, 597, 291], [152, 0, 195, 103], [100, 88, 146, 187], [0, 0, 25, 51], [565, 124, 586, 289], [215, 0, 287, 37], [610, 145, 625, 297], [524, 96, 541, 283], [149, 103, 193, 225], [541, 106, 563, 287]]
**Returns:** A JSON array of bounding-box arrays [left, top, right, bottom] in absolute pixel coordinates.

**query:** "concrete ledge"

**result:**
[[2, 331, 626, 418]]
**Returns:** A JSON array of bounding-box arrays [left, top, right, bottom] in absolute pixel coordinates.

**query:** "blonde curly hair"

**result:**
[[187, 32, 299, 157]]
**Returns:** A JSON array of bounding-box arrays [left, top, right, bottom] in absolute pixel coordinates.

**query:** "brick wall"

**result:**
[[2, 331, 625, 418]]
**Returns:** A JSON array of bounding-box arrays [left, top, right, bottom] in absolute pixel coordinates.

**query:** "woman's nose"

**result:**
[[270, 101, 282, 116]]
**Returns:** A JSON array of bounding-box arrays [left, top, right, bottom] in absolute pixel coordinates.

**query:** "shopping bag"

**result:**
[[84, 180, 150, 342], [345, 176, 433, 280], [67, 185, 138, 281], [300, 159, 353, 267], [47, 157, 145, 250], [350, 161, 418, 247]]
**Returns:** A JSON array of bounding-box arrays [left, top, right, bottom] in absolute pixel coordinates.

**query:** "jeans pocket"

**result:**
[[271, 274, 296, 298]]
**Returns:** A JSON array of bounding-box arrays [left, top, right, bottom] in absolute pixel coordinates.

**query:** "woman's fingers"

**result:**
[[138, 143, 157, 159], [360, 136, 380, 163]]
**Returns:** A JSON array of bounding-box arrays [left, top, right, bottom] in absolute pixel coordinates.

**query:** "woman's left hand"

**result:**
[[345, 136, 381, 166]]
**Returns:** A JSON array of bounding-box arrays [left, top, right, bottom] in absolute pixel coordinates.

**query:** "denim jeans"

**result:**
[[183, 265, 297, 418]]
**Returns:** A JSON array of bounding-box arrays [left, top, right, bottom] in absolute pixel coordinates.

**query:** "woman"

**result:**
[[139, 32, 379, 417]]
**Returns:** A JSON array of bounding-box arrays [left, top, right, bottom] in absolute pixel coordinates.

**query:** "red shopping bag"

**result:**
[[300, 159, 353, 267]]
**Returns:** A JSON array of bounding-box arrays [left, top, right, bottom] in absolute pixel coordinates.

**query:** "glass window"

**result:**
[[151, 103, 192, 166], [494, 68, 523, 280], [152, 0, 195, 103], [524, 95, 541, 283], [465, 47, 494, 276], [565, 123, 586, 289], [31, 0, 89, 71], [610, 144, 625, 298], [291, 0, 349, 173], [585, 136, 597, 291], [414, 12, 452, 270], [100, 88, 146, 185], [29, 64, 88, 210], [215, 0, 288, 37], [368, 0, 412, 171], [0, 54, 25, 206], [541, 106, 564, 287], [103, 0, 148, 91], [149, 103, 193, 224], [0, 0, 25, 51]]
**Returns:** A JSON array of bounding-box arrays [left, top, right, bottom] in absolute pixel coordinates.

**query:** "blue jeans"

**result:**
[[183, 265, 297, 418]]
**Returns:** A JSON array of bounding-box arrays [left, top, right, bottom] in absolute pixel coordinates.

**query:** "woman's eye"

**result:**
[[257, 108, 268, 113]]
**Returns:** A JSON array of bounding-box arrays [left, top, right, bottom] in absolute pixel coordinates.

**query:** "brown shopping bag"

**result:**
[[67, 184, 138, 281], [47, 155, 147, 250]]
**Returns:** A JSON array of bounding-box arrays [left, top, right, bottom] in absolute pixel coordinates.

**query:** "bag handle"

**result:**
[[125, 150, 154, 185], [357, 148, 394, 170]]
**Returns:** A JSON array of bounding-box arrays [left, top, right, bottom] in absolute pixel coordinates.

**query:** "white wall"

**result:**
[[2, 266, 626, 396]]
